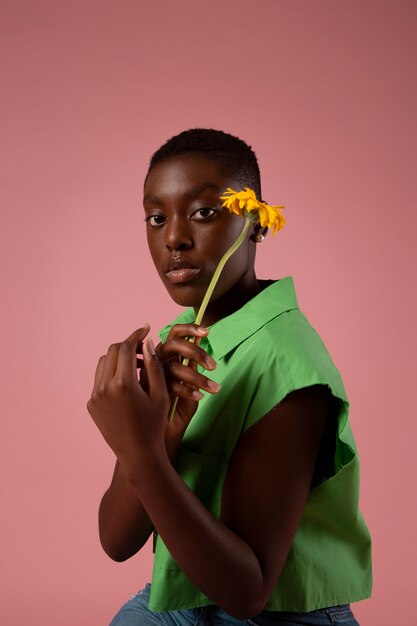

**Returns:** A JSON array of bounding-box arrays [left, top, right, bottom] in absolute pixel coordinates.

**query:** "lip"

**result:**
[[164, 258, 201, 284], [165, 268, 201, 283]]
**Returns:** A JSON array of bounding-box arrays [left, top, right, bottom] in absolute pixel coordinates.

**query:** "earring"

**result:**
[[255, 233, 265, 243]]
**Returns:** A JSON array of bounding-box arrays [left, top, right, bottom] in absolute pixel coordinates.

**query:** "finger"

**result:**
[[166, 323, 209, 342], [169, 362, 221, 394], [162, 338, 217, 371], [170, 380, 204, 401], [186, 336, 202, 372], [92, 355, 106, 395], [139, 365, 149, 392], [115, 325, 151, 382], [125, 323, 151, 353], [143, 338, 169, 405], [102, 343, 120, 381]]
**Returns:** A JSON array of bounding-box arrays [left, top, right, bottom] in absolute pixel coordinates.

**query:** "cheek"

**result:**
[[146, 236, 163, 271], [200, 219, 248, 259], [213, 239, 253, 289], [226, 243, 252, 276]]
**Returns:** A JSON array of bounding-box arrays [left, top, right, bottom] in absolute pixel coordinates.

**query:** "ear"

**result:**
[[250, 222, 268, 243]]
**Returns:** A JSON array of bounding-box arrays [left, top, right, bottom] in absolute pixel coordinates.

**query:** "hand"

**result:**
[[87, 325, 170, 469], [157, 323, 219, 398], [152, 324, 221, 452]]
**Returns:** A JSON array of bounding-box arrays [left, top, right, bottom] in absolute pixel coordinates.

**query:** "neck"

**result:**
[[193, 273, 262, 327]]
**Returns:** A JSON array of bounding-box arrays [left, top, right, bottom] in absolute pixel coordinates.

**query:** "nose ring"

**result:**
[[172, 250, 181, 260]]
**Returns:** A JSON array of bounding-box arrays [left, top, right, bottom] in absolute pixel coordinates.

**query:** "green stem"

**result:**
[[168, 218, 252, 423]]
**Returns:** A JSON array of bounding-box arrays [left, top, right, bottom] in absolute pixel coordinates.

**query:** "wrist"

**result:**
[[165, 433, 182, 464], [119, 445, 170, 487]]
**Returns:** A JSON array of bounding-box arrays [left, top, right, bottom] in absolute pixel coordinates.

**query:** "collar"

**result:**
[[158, 275, 299, 360]]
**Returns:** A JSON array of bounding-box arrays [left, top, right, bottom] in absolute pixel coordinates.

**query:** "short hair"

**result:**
[[144, 128, 262, 200]]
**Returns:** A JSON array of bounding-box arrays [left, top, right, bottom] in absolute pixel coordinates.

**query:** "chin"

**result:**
[[163, 284, 203, 309]]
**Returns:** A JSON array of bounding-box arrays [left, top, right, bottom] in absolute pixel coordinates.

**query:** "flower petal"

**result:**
[[220, 187, 286, 234]]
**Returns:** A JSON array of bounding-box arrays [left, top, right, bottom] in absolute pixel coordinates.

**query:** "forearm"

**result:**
[[99, 477, 154, 561], [99, 440, 180, 561], [124, 449, 264, 619]]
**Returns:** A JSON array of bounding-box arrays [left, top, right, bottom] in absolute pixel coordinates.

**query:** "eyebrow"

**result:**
[[143, 182, 222, 205]]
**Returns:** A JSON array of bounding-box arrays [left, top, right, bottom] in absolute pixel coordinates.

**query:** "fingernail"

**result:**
[[147, 338, 156, 355], [207, 380, 221, 392], [197, 326, 208, 335], [192, 390, 204, 400], [205, 356, 217, 370]]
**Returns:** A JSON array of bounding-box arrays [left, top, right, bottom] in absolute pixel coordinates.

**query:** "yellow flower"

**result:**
[[219, 187, 286, 235]]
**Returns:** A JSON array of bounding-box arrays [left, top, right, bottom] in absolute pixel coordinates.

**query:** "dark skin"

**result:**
[[87, 154, 331, 619]]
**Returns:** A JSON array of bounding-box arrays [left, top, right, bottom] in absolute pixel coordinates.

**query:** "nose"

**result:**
[[165, 215, 193, 252]]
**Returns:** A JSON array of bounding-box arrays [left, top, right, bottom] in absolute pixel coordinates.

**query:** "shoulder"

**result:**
[[259, 308, 334, 362], [235, 309, 348, 437]]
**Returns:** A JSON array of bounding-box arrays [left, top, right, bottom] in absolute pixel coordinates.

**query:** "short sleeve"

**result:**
[[241, 309, 356, 479]]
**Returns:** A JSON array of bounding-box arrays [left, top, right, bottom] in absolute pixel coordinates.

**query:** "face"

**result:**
[[143, 154, 259, 310]]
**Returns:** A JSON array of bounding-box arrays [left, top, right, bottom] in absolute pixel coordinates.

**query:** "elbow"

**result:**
[[99, 530, 143, 562], [225, 604, 264, 621], [101, 541, 142, 562], [227, 599, 266, 621], [225, 570, 279, 619], [100, 538, 132, 562], [104, 547, 132, 562], [220, 583, 270, 621]]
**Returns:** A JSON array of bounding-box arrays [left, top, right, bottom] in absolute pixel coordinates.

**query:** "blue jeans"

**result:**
[[109, 582, 360, 625]]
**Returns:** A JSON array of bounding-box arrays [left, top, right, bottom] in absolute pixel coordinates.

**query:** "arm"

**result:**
[[88, 325, 330, 619], [98, 459, 154, 561], [97, 324, 220, 561], [98, 439, 179, 562], [126, 382, 331, 619]]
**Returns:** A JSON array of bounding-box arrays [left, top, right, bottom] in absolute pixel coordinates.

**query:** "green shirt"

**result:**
[[148, 276, 372, 612]]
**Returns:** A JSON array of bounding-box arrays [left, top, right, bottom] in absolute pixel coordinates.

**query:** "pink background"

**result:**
[[1, 1, 416, 624]]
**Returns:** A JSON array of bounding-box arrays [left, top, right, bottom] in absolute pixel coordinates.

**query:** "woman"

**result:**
[[87, 129, 372, 625]]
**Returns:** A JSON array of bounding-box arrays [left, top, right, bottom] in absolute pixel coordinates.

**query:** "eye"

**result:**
[[192, 207, 216, 220], [145, 214, 166, 227]]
